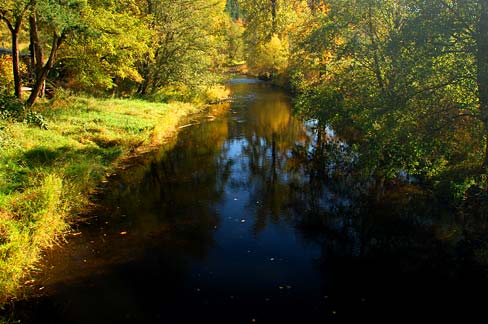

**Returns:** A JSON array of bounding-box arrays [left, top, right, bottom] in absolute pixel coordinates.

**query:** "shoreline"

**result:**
[[0, 96, 206, 304]]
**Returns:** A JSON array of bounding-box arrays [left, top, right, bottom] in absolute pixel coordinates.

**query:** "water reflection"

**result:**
[[7, 77, 488, 323]]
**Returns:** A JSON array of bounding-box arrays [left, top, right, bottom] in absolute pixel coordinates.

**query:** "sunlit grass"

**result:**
[[0, 95, 199, 301]]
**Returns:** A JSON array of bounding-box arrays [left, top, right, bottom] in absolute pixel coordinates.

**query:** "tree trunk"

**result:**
[[27, 33, 62, 107], [29, 12, 45, 97], [137, 70, 151, 95], [271, 0, 277, 33], [11, 29, 22, 99], [1, 6, 29, 100], [367, 3, 385, 95]]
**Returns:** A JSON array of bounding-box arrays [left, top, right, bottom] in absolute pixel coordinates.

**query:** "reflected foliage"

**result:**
[[9, 78, 488, 323], [290, 0, 488, 200], [100, 117, 232, 260]]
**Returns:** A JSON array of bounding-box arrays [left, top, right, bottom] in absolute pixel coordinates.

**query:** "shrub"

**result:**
[[0, 91, 48, 129]]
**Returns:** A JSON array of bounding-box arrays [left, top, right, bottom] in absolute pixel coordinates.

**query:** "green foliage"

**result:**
[[1, 0, 239, 100], [24, 111, 48, 129], [0, 91, 23, 118], [56, 1, 151, 92], [225, 0, 242, 20], [0, 95, 200, 301], [136, 0, 231, 95], [239, 0, 289, 78], [239, 0, 323, 80], [36, 0, 87, 34], [290, 0, 486, 195], [0, 91, 48, 129], [0, 0, 32, 26], [225, 19, 245, 63]]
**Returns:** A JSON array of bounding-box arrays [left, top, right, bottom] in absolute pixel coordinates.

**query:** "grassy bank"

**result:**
[[0, 96, 201, 301]]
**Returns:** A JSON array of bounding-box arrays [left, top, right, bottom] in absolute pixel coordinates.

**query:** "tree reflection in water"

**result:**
[[230, 79, 488, 319], [9, 78, 488, 323]]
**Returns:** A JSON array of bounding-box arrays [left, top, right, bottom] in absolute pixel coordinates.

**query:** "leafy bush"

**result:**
[[0, 92, 24, 121], [24, 111, 49, 130], [0, 91, 48, 129]]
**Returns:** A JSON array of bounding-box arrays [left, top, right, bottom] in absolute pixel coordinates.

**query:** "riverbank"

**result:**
[[0, 95, 203, 303]]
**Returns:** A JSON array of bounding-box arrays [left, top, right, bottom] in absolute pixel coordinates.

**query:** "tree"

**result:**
[[0, 0, 33, 99], [136, 0, 229, 96], [292, 0, 487, 188], [25, 0, 89, 106], [239, 0, 300, 78], [55, 0, 151, 94]]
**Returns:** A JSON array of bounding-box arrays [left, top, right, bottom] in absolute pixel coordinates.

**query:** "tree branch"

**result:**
[[439, 0, 477, 38], [0, 13, 14, 32]]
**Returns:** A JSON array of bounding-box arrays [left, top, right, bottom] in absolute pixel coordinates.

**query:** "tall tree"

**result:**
[[55, 0, 151, 93], [26, 0, 88, 106], [0, 0, 33, 99], [293, 0, 485, 181], [137, 0, 228, 96]]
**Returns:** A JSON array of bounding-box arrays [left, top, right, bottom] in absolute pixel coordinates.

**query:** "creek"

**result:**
[[10, 77, 488, 323]]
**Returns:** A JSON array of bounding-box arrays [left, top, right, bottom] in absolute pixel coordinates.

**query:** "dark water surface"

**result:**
[[9, 78, 488, 323]]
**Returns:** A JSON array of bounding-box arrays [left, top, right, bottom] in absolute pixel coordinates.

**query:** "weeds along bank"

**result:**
[[0, 95, 205, 302]]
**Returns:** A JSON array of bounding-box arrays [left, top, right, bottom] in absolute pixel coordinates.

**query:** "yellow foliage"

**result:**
[[0, 55, 14, 91], [205, 85, 231, 103], [248, 34, 289, 78], [117, 66, 144, 83]]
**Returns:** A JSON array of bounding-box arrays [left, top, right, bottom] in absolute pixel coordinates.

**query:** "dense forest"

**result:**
[[1, 0, 487, 312], [0, 0, 244, 104], [235, 0, 487, 200]]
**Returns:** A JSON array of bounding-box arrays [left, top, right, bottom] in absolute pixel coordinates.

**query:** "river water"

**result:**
[[9, 77, 488, 323]]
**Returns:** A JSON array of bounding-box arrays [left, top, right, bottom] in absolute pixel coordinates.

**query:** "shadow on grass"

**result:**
[[22, 147, 71, 168], [2, 145, 123, 195], [22, 145, 122, 169]]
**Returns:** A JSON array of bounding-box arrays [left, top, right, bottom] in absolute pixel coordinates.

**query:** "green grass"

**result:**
[[0, 96, 200, 301]]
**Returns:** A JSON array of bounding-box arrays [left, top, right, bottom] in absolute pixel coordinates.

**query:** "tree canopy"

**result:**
[[238, 0, 487, 195], [1, 0, 486, 195], [0, 0, 240, 104]]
